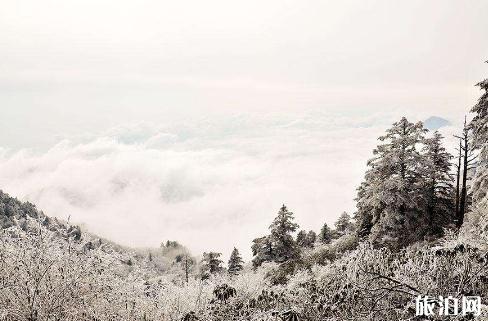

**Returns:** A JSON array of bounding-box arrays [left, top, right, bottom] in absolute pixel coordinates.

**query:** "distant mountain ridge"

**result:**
[[0, 189, 177, 277], [424, 116, 451, 130]]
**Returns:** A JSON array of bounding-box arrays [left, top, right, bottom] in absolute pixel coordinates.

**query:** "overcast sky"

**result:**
[[0, 0, 487, 258]]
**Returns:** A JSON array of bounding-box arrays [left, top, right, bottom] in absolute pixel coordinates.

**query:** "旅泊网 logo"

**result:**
[[415, 295, 481, 317]]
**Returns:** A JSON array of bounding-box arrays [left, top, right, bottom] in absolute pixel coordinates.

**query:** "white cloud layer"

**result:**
[[0, 111, 414, 258]]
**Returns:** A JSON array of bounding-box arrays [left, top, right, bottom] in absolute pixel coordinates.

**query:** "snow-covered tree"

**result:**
[[334, 212, 354, 235], [200, 252, 223, 279], [355, 181, 375, 238], [470, 68, 488, 206], [296, 230, 316, 248], [251, 236, 274, 267], [319, 222, 333, 244], [227, 247, 244, 275], [251, 205, 299, 266], [306, 230, 317, 246], [355, 117, 427, 248], [296, 230, 307, 247], [269, 204, 299, 263], [420, 131, 455, 235]]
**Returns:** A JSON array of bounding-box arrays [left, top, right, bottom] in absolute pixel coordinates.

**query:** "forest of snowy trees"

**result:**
[[0, 67, 487, 320]]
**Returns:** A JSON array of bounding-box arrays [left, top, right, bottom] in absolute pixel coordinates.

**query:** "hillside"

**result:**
[[1, 189, 487, 321], [0, 190, 177, 276]]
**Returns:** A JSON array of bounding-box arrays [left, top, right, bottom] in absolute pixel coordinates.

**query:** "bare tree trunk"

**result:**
[[455, 139, 462, 219], [458, 135, 468, 228], [458, 118, 469, 228]]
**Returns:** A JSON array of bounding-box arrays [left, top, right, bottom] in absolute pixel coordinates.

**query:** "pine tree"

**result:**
[[319, 222, 333, 244], [296, 230, 316, 248], [251, 204, 301, 266], [200, 252, 223, 280], [355, 117, 427, 248], [470, 68, 488, 206], [355, 181, 375, 238], [251, 236, 273, 267], [306, 230, 317, 246], [269, 204, 299, 262], [334, 212, 354, 235], [420, 131, 455, 236], [228, 247, 244, 275], [296, 230, 308, 247]]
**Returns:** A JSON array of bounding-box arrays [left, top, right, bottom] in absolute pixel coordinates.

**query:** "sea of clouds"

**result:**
[[0, 111, 461, 259]]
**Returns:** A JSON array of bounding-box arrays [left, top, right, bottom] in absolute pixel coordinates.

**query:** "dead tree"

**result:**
[[455, 138, 462, 217], [454, 117, 478, 228]]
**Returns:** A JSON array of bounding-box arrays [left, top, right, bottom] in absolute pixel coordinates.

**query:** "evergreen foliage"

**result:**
[[334, 212, 354, 235], [251, 204, 299, 266], [227, 247, 244, 275], [470, 67, 488, 206], [420, 131, 455, 236], [251, 236, 274, 267], [296, 230, 316, 248], [269, 205, 299, 263], [306, 230, 317, 246], [200, 252, 223, 279], [354, 117, 456, 248], [318, 222, 333, 244]]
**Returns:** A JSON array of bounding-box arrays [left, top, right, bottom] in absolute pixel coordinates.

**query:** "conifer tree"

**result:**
[[470, 68, 488, 206], [355, 181, 375, 238], [296, 230, 308, 247], [269, 204, 299, 262], [334, 212, 354, 235], [306, 230, 317, 246], [319, 222, 333, 244], [227, 247, 244, 275], [251, 205, 301, 266], [200, 252, 223, 280], [251, 236, 273, 267], [296, 230, 316, 248], [355, 117, 427, 248], [421, 131, 455, 235]]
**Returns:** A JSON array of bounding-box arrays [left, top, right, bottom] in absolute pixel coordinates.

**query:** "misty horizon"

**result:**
[[1, 0, 487, 259]]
